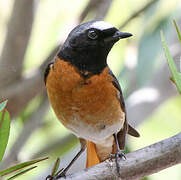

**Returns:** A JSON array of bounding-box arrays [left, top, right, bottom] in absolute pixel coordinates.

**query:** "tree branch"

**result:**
[[0, 45, 60, 117], [119, 0, 159, 29], [94, 0, 113, 20], [57, 132, 181, 180], [0, 0, 35, 88], [79, 0, 100, 21], [79, 0, 113, 22]]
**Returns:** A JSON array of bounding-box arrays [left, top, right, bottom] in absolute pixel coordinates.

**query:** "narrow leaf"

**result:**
[[0, 110, 10, 163], [173, 20, 181, 45], [0, 157, 48, 177], [161, 30, 181, 93], [0, 100, 8, 112], [51, 158, 60, 176], [7, 166, 37, 180]]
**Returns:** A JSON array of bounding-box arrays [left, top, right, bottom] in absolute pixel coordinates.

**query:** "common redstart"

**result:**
[[45, 21, 139, 178]]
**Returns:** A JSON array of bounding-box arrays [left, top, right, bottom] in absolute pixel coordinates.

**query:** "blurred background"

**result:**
[[0, 0, 181, 179]]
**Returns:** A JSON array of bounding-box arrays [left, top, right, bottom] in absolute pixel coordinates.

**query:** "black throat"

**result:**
[[58, 45, 109, 77]]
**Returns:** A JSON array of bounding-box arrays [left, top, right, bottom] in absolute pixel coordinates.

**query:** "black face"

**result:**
[[58, 21, 132, 76]]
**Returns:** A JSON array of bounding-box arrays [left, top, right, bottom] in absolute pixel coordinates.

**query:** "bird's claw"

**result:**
[[109, 151, 126, 177], [46, 175, 55, 180], [46, 168, 66, 180], [116, 151, 126, 160], [56, 170, 66, 178], [109, 151, 126, 160]]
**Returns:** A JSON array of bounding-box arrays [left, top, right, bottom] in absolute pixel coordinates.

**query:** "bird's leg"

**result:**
[[46, 138, 86, 179], [55, 138, 86, 178], [112, 133, 126, 177]]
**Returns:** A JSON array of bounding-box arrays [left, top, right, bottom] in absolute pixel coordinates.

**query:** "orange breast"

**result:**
[[46, 57, 125, 139]]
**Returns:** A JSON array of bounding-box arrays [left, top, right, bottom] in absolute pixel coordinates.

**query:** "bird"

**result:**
[[44, 20, 140, 178]]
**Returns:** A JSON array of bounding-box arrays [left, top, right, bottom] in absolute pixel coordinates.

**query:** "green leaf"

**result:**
[[0, 109, 10, 163], [160, 30, 181, 93], [0, 157, 48, 177], [0, 100, 8, 112], [173, 20, 181, 45], [51, 158, 60, 176], [7, 166, 37, 180]]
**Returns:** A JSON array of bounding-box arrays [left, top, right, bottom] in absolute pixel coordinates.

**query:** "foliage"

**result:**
[[0, 100, 48, 179], [0, 101, 10, 163], [0, 157, 48, 178], [161, 21, 181, 93], [0, 100, 8, 112], [173, 20, 181, 46]]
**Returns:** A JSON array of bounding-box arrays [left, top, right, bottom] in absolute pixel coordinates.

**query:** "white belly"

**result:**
[[66, 116, 124, 143]]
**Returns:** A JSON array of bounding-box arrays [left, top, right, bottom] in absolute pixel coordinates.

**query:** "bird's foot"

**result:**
[[55, 169, 66, 179], [46, 168, 66, 180], [109, 151, 126, 177], [46, 175, 55, 180], [109, 151, 126, 160]]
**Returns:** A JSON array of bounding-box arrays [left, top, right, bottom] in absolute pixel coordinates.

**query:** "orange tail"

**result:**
[[86, 140, 100, 168]]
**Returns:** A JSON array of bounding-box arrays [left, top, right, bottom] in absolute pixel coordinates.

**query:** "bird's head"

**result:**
[[58, 21, 132, 75]]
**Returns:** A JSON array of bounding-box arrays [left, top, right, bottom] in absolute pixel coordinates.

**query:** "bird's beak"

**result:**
[[114, 31, 133, 39], [104, 31, 132, 43]]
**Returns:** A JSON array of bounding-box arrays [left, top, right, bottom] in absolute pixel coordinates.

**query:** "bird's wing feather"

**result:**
[[109, 69, 140, 141]]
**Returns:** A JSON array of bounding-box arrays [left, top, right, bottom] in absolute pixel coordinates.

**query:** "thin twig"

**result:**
[[119, 0, 159, 29], [95, 0, 113, 20], [79, 0, 102, 21], [79, 0, 113, 21]]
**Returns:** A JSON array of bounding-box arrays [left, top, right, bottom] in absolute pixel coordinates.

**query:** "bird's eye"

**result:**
[[88, 29, 98, 40]]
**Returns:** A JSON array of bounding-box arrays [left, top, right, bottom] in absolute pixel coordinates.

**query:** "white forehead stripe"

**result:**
[[91, 21, 113, 30]]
